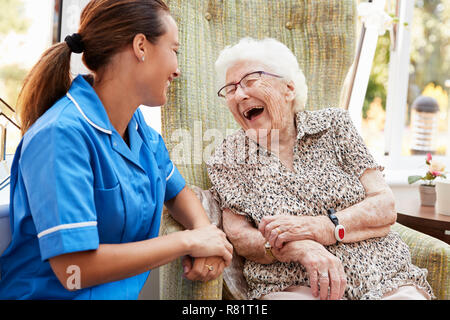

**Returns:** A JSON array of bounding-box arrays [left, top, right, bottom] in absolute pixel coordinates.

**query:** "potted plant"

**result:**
[[408, 153, 447, 206]]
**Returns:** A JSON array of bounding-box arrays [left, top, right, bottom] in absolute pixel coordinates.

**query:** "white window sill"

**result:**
[[384, 169, 416, 188], [378, 155, 449, 188]]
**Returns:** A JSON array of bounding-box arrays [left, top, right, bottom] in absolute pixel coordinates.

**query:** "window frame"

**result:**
[[385, 0, 450, 173], [349, 0, 450, 183]]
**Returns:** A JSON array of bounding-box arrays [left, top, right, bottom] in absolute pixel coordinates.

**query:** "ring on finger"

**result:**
[[205, 264, 214, 271], [319, 271, 329, 279]]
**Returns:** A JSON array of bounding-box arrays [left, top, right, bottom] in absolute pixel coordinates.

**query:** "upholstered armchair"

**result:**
[[159, 0, 449, 300]]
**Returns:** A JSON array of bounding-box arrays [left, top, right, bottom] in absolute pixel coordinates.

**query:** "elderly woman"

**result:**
[[206, 37, 434, 300]]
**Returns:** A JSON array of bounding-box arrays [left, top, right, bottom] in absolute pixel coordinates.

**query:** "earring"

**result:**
[[141, 56, 145, 62]]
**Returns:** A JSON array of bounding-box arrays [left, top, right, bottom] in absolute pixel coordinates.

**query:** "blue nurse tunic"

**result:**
[[0, 75, 186, 299]]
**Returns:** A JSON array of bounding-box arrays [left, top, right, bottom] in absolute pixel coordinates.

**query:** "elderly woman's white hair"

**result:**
[[215, 37, 308, 113]]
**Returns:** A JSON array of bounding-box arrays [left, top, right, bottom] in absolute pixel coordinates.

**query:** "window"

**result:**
[[353, 0, 449, 179], [400, 0, 449, 157], [357, 1, 392, 161], [58, 0, 162, 132], [0, 0, 61, 156]]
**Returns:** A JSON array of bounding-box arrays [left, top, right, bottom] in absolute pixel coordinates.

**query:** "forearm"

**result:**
[[334, 188, 396, 243], [317, 170, 397, 244], [50, 231, 190, 290], [259, 189, 396, 247], [223, 209, 275, 264], [339, 188, 396, 229], [338, 225, 392, 243], [165, 186, 211, 229], [231, 227, 274, 264]]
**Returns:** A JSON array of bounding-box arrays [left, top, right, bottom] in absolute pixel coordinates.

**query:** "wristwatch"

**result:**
[[264, 242, 276, 260], [327, 208, 345, 242]]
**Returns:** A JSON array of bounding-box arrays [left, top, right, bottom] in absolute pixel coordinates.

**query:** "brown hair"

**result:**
[[17, 0, 170, 135]]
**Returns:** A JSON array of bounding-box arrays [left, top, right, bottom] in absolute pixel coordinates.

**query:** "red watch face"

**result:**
[[338, 227, 345, 240], [335, 225, 345, 241]]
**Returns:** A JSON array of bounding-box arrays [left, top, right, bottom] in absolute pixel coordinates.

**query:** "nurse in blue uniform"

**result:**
[[0, 0, 232, 299]]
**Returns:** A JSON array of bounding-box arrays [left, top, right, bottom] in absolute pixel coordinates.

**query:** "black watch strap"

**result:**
[[327, 208, 339, 226], [327, 208, 345, 242]]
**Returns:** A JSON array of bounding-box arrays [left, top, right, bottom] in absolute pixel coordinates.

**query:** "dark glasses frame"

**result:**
[[217, 70, 283, 98]]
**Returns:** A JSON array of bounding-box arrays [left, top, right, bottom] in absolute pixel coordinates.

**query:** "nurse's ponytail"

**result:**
[[17, 42, 72, 135], [17, 0, 170, 135]]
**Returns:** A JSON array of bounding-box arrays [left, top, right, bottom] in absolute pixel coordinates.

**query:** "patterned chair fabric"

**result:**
[[159, 0, 449, 300], [391, 223, 449, 300]]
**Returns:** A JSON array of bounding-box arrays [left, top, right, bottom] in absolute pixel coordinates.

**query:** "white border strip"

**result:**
[[37, 221, 97, 239], [67, 93, 112, 135], [166, 163, 175, 181]]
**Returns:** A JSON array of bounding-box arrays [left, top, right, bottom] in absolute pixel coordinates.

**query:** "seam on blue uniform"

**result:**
[[67, 93, 112, 135], [166, 163, 175, 181], [37, 221, 98, 239]]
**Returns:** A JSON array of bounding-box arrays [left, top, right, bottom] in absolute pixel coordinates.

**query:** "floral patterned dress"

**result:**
[[206, 108, 434, 300]]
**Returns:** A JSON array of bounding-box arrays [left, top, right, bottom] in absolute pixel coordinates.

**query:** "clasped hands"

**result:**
[[182, 255, 226, 282], [259, 215, 347, 300], [180, 224, 232, 282]]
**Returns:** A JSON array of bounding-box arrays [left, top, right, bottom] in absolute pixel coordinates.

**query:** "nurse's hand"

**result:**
[[182, 256, 225, 282], [185, 224, 233, 266]]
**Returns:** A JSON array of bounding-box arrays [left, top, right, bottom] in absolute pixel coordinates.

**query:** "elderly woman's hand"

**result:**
[[259, 215, 336, 248], [272, 240, 347, 300]]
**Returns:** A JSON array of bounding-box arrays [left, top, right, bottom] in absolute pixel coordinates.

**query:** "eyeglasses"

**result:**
[[217, 71, 283, 98]]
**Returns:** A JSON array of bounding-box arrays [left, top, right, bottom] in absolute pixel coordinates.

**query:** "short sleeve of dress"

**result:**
[[19, 123, 99, 261], [332, 109, 384, 178]]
